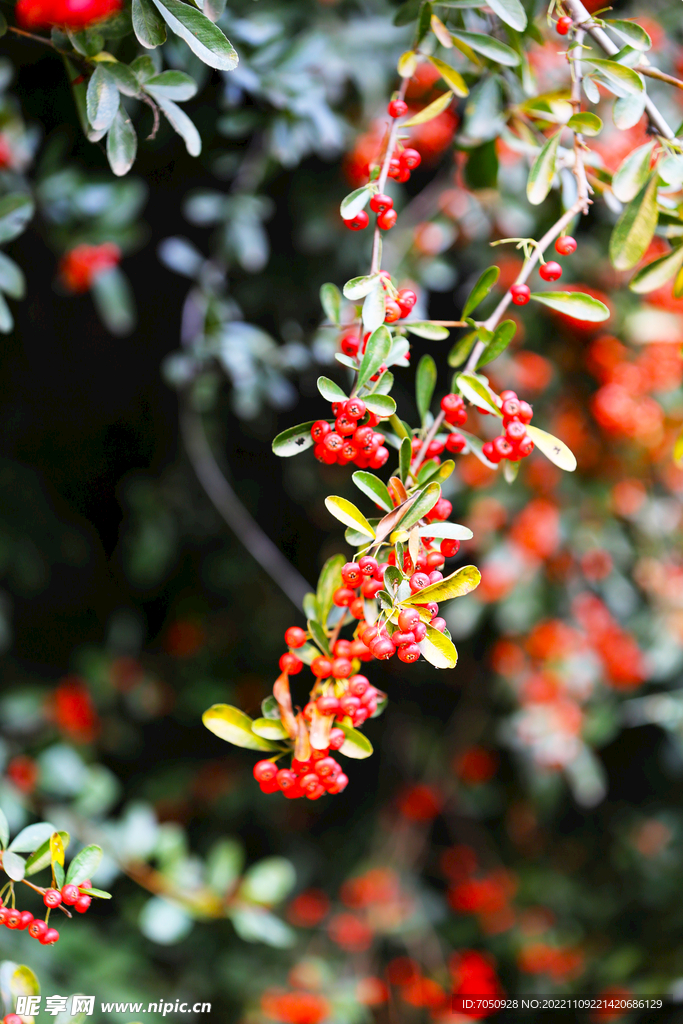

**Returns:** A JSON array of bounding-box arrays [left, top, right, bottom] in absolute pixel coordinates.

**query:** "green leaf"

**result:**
[[106, 104, 137, 176], [65, 844, 103, 886], [0, 810, 8, 850], [462, 265, 500, 317], [526, 130, 561, 205], [450, 29, 521, 66], [394, 481, 441, 532], [241, 857, 296, 905], [130, 54, 157, 81], [2, 851, 25, 881], [340, 186, 374, 221], [404, 321, 450, 340], [325, 496, 375, 538], [462, 75, 502, 140], [202, 705, 282, 750], [613, 93, 645, 130], [397, 50, 418, 77], [53, 862, 65, 888], [606, 18, 651, 51], [418, 458, 455, 486], [343, 273, 380, 301], [10, 965, 39, 999], [611, 141, 655, 203], [156, 94, 201, 156], [417, 522, 473, 540], [403, 564, 481, 605], [320, 283, 341, 324], [566, 112, 602, 136], [86, 66, 119, 131], [363, 394, 396, 417], [485, 0, 526, 30], [132, 0, 167, 39], [91, 267, 135, 336], [503, 459, 520, 483], [302, 592, 318, 622], [357, 324, 392, 390], [230, 907, 295, 948], [456, 373, 502, 415], [448, 330, 478, 367], [419, 624, 458, 669], [458, 427, 497, 468], [529, 290, 610, 322], [308, 618, 331, 656], [79, 886, 112, 898], [203, 0, 225, 21], [106, 61, 140, 97], [0, 195, 34, 245], [145, 70, 197, 101], [67, 27, 104, 56], [0, 253, 24, 300], [401, 91, 454, 127], [630, 245, 683, 294], [338, 722, 374, 759], [587, 58, 643, 96], [476, 319, 515, 367], [400, 435, 412, 482], [151, 0, 238, 69], [415, 354, 437, 425], [8, 822, 56, 853], [25, 831, 70, 875], [352, 472, 393, 512], [427, 57, 469, 97], [362, 284, 385, 334], [0, 293, 13, 333], [317, 376, 347, 402], [272, 421, 316, 457], [609, 175, 658, 271], [316, 554, 345, 628], [251, 718, 289, 741], [526, 424, 577, 471]]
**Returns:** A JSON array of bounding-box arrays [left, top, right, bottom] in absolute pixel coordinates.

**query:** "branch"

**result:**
[[370, 77, 409, 275], [138, 92, 160, 141], [563, 0, 675, 141], [179, 395, 312, 610], [570, 27, 591, 214]]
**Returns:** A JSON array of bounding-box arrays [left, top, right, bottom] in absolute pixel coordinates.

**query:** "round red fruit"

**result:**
[[539, 260, 562, 282], [346, 398, 366, 420], [74, 896, 92, 913], [29, 919, 48, 940], [277, 769, 298, 791], [312, 657, 333, 679], [44, 889, 62, 908], [41, 928, 60, 945], [555, 235, 577, 255], [18, 911, 34, 930], [510, 283, 531, 305], [329, 727, 345, 750], [279, 652, 303, 674], [370, 193, 393, 214], [401, 148, 421, 170], [345, 211, 369, 231], [317, 695, 341, 716], [341, 562, 362, 587], [372, 637, 396, 660], [398, 608, 420, 631], [341, 333, 359, 357], [333, 586, 356, 608], [556, 15, 572, 33], [332, 657, 352, 678], [398, 643, 421, 663], [441, 539, 460, 557], [359, 555, 378, 576], [388, 99, 408, 118], [254, 760, 278, 783], [61, 883, 80, 906], [445, 432, 466, 454], [377, 209, 398, 231], [5, 912, 20, 929], [284, 626, 307, 648], [310, 420, 331, 443]]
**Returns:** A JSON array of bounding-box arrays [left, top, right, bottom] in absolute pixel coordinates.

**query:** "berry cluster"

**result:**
[[0, 880, 93, 947], [345, 148, 422, 231], [16, 0, 119, 27], [311, 401, 390, 469], [254, 746, 349, 801], [481, 391, 534, 464], [509, 236, 577, 306]]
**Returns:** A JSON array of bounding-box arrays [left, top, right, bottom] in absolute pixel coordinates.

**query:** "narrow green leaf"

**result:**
[[606, 18, 651, 51], [458, 427, 497, 467], [362, 284, 385, 333], [526, 424, 577, 471], [486, 0, 526, 31], [450, 29, 521, 66], [325, 496, 375, 538], [529, 290, 610, 322], [2, 851, 25, 881], [456, 373, 502, 415], [151, 0, 238, 70], [357, 324, 391, 390], [587, 58, 643, 96], [251, 718, 289, 741], [611, 141, 655, 203], [352, 472, 393, 512], [613, 93, 645, 130], [526, 130, 561, 205], [462, 265, 500, 317], [448, 330, 477, 367], [8, 823, 56, 853], [106, 62, 140, 97], [403, 564, 481, 606], [86, 66, 119, 131], [503, 459, 520, 483], [416, 354, 437, 425], [417, 522, 473, 540], [404, 321, 450, 340], [132, 0, 167, 47], [308, 618, 331, 657], [271, 421, 316, 457], [395, 481, 441, 532], [25, 831, 70, 875], [340, 186, 374, 221], [0, 253, 24, 299], [320, 283, 341, 324], [401, 91, 454, 127], [566, 112, 602, 136], [65, 844, 103, 886], [427, 56, 469, 97], [145, 70, 197, 101], [0, 293, 12, 333], [316, 554, 345, 628], [79, 886, 112, 898], [106, 104, 137, 176], [609, 175, 658, 271], [419, 623, 458, 669], [203, 705, 282, 751], [399, 436, 412, 482], [317, 376, 347, 402], [0, 809, 8, 849], [630, 245, 683, 294], [156, 94, 201, 156], [343, 273, 380, 301], [476, 319, 516, 367]]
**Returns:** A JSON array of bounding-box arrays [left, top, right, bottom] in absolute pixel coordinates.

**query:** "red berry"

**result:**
[[388, 99, 408, 118], [61, 883, 80, 906], [5, 911, 20, 929], [409, 572, 430, 593], [510, 283, 531, 305], [398, 643, 421, 663], [345, 210, 369, 231], [398, 608, 420, 631], [332, 657, 352, 678], [323, 431, 343, 454], [340, 333, 359, 357], [74, 895, 92, 913], [539, 260, 562, 282], [431, 617, 447, 632], [333, 586, 356, 607], [277, 768, 298, 791], [327, 772, 349, 794], [312, 657, 333, 679], [412, 621, 427, 643], [505, 420, 527, 442], [428, 570, 443, 584], [285, 626, 307, 648], [518, 435, 535, 457], [387, 156, 402, 179], [317, 695, 341, 716], [5, 1014, 23, 1024], [493, 435, 514, 460], [555, 235, 577, 255], [519, 400, 533, 423], [370, 446, 389, 469], [254, 760, 278, 783], [445, 432, 466, 453], [311, 420, 331, 443], [401, 148, 421, 170], [349, 674, 369, 697], [339, 694, 361, 716], [346, 398, 366, 420], [371, 637, 396, 660], [43, 889, 62, 908], [358, 556, 379, 577], [556, 15, 572, 33], [349, 598, 365, 619], [41, 928, 60, 945], [18, 911, 34, 929], [314, 757, 340, 778], [341, 562, 362, 587], [441, 539, 460, 557], [377, 209, 398, 231], [482, 440, 500, 463], [279, 652, 303, 674], [370, 193, 393, 214], [29, 919, 47, 940], [329, 727, 346, 750]]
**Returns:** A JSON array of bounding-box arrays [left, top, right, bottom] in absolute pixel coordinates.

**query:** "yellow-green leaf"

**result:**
[[566, 112, 602, 136], [339, 722, 374, 759], [50, 832, 65, 868], [11, 966, 40, 998], [427, 56, 468, 97], [674, 427, 683, 465], [456, 373, 502, 415], [529, 291, 610, 322], [609, 175, 659, 271], [403, 564, 481, 605], [398, 50, 418, 77], [325, 496, 376, 538], [630, 245, 683, 294], [430, 13, 453, 47], [251, 718, 289, 741], [419, 624, 458, 669], [402, 91, 454, 127], [527, 130, 561, 205], [203, 705, 282, 751], [612, 141, 655, 203], [527, 424, 577, 471]]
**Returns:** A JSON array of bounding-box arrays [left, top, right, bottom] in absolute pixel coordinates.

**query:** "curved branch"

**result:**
[[179, 396, 312, 610]]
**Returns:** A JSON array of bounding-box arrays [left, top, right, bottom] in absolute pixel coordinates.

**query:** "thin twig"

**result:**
[[179, 395, 312, 610], [138, 93, 160, 141], [7, 25, 55, 46], [636, 64, 683, 94], [370, 77, 409, 275], [570, 27, 592, 213]]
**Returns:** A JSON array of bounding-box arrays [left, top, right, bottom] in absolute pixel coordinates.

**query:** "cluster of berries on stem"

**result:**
[[481, 391, 534, 464], [0, 879, 93, 946], [510, 236, 577, 306], [311, 401, 390, 469]]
